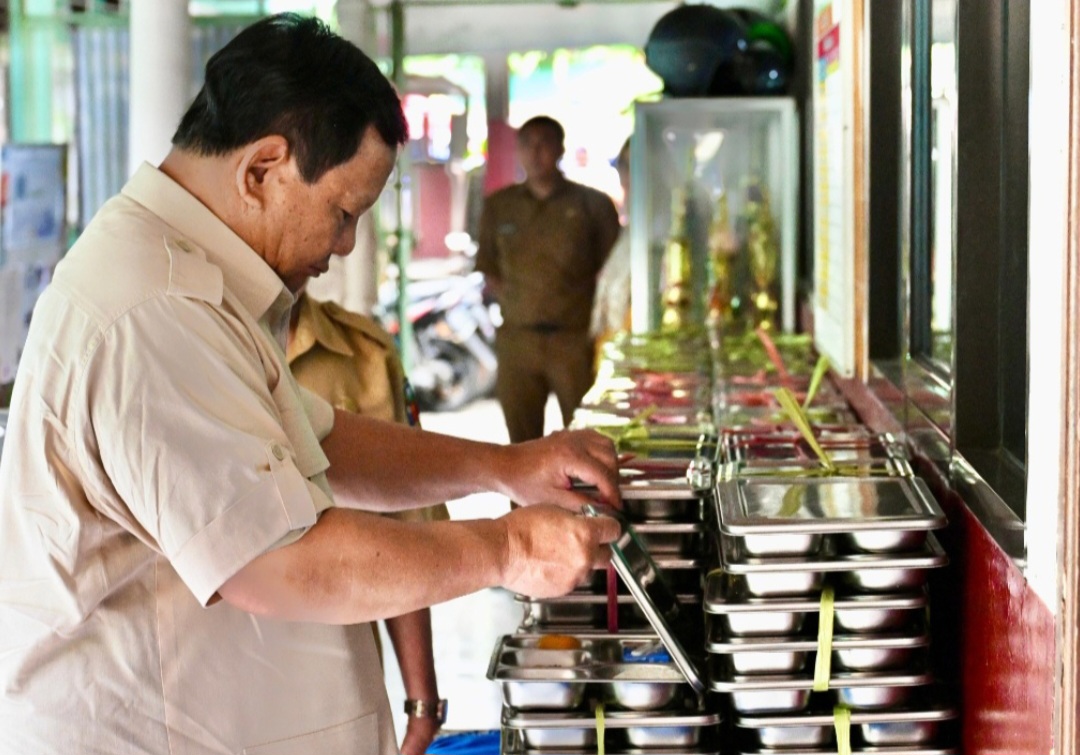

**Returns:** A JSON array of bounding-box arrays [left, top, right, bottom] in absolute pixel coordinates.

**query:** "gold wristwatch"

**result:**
[[403, 698, 447, 725]]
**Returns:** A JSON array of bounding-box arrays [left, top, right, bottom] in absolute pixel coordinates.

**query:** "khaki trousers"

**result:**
[[494, 326, 595, 443]]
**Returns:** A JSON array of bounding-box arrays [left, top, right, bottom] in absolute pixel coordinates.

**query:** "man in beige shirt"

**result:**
[[0, 14, 620, 755]]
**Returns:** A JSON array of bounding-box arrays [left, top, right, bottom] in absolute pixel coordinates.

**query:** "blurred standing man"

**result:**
[[476, 116, 620, 443], [0, 16, 620, 755]]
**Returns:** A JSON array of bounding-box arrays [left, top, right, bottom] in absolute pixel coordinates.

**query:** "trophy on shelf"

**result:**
[[706, 188, 739, 330], [744, 177, 779, 331], [659, 186, 694, 331]]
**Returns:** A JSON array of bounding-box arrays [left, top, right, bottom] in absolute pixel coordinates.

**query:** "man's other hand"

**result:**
[[498, 505, 621, 598], [499, 429, 621, 510]]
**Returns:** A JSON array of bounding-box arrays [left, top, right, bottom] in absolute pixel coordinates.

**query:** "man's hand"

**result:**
[[498, 429, 621, 510], [400, 715, 441, 755], [498, 505, 621, 598]]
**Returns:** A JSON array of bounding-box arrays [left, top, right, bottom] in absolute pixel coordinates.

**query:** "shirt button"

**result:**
[[271, 444, 286, 461]]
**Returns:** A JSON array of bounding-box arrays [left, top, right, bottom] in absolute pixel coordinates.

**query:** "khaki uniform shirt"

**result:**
[[0, 164, 395, 755], [287, 295, 449, 526], [475, 177, 619, 331]]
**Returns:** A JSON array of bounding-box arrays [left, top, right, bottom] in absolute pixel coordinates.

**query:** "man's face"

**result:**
[[262, 125, 396, 292], [516, 125, 563, 183]]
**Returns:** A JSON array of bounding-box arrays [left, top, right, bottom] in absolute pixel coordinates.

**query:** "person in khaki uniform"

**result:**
[[476, 116, 621, 444], [287, 291, 448, 755], [0, 15, 622, 755]]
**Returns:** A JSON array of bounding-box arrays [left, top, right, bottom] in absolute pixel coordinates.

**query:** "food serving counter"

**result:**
[[486, 329, 956, 755]]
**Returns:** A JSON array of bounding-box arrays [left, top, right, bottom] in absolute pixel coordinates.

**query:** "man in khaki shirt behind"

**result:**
[[0, 14, 621, 755], [476, 116, 621, 444]]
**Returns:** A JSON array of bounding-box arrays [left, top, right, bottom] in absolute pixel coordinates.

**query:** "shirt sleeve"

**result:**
[[299, 385, 336, 441], [78, 295, 324, 606], [474, 194, 500, 280], [589, 190, 622, 272]]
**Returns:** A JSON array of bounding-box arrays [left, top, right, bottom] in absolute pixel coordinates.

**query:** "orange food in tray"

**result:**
[[536, 634, 583, 650]]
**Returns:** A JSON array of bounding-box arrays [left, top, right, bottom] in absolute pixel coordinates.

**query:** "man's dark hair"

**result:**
[[518, 115, 565, 147], [172, 13, 408, 183]]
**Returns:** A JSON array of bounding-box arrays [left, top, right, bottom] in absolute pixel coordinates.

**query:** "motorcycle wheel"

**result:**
[[417, 340, 496, 413]]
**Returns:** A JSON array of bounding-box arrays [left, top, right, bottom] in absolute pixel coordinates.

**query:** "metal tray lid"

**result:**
[[734, 702, 958, 727], [503, 709, 722, 729], [583, 503, 707, 694], [719, 533, 948, 574], [718, 457, 913, 481], [705, 630, 930, 654], [515, 592, 702, 606], [707, 664, 934, 691], [715, 476, 947, 535], [702, 571, 929, 614]]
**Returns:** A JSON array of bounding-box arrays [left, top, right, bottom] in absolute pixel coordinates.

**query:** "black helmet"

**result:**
[[645, 4, 749, 97], [734, 39, 792, 95]]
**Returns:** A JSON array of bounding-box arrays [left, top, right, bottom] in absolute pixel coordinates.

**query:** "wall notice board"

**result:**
[[811, 0, 868, 379], [0, 144, 66, 386]]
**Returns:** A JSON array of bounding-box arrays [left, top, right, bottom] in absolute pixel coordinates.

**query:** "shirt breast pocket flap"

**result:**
[[241, 711, 378, 755]]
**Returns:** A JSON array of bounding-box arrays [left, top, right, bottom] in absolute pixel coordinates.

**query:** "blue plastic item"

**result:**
[[425, 730, 501, 755]]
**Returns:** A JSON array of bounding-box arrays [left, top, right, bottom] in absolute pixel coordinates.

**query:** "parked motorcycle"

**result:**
[[375, 270, 499, 412]]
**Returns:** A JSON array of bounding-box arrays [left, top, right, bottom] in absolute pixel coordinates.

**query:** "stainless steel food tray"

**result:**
[[719, 457, 914, 481], [631, 522, 704, 556], [723, 433, 905, 466], [722, 428, 873, 445], [584, 503, 708, 693], [718, 405, 859, 429], [715, 476, 946, 538], [703, 575, 928, 636], [488, 634, 696, 711], [710, 663, 934, 712], [502, 709, 722, 743], [624, 495, 705, 522], [579, 558, 703, 593], [717, 534, 948, 596], [705, 631, 929, 674], [735, 704, 957, 748], [517, 592, 702, 629]]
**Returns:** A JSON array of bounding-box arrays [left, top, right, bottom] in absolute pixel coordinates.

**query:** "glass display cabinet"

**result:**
[[629, 98, 798, 335]]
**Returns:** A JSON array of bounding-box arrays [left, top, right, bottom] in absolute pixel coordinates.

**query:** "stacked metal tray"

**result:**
[[496, 331, 726, 755], [708, 461, 952, 751], [518, 467, 711, 634]]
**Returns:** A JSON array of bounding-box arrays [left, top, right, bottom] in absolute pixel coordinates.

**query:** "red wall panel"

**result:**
[[929, 485, 1055, 755]]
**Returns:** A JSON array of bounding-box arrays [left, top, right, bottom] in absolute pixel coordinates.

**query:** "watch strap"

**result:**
[[403, 698, 447, 724]]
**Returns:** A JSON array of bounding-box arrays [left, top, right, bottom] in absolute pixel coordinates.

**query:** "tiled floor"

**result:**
[[378, 396, 566, 738]]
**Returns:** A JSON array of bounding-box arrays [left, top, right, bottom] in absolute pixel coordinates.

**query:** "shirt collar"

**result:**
[[121, 162, 293, 323], [287, 295, 356, 364], [520, 173, 569, 202]]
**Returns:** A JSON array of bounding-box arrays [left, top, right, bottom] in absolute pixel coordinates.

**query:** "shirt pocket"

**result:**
[[241, 710, 379, 755]]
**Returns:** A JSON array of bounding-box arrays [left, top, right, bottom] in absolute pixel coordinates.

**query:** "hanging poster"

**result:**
[[811, 0, 867, 379], [1, 143, 67, 269]]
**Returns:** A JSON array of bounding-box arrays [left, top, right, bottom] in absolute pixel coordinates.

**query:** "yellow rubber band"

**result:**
[[833, 704, 852, 755], [595, 702, 605, 755], [774, 387, 836, 472], [803, 355, 831, 410], [813, 586, 835, 692]]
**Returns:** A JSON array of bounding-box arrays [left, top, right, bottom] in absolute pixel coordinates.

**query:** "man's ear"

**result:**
[[235, 136, 292, 210]]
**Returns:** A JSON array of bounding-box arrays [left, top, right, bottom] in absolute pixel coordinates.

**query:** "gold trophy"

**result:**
[[706, 189, 739, 329], [745, 179, 779, 331], [660, 187, 694, 331]]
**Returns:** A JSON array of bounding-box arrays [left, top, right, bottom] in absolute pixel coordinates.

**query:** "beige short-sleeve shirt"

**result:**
[[0, 164, 395, 755]]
